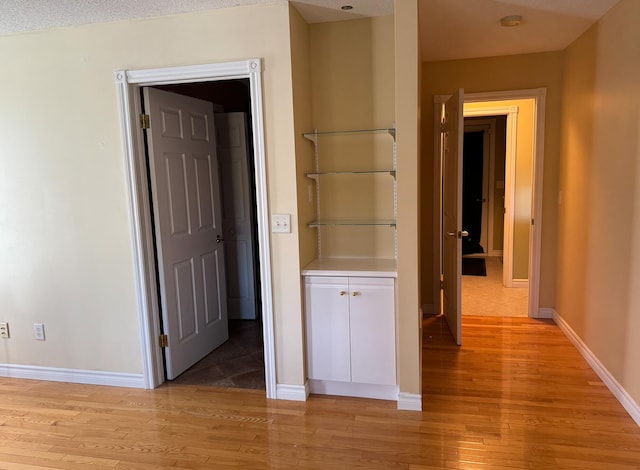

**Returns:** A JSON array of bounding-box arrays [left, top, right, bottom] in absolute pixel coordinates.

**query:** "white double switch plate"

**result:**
[[272, 214, 291, 233]]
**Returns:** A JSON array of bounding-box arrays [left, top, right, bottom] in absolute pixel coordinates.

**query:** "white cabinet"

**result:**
[[305, 275, 396, 395]]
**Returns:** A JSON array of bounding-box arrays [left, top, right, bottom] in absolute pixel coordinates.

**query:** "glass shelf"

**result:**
[[303, 127, 395, 141], [306, 170, 395, 178], [308, 219, 396, 228]]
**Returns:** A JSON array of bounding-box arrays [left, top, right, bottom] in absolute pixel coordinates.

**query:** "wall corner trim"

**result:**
[[276, 382, 309, 401], [0, 364, 146, 388], [553, 310, 640, 427], [397, 392, 422, 411]]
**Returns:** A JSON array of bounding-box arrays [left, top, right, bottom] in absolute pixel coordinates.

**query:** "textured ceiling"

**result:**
[[0, 0, 621, 61], [0, 0, 393, 35]]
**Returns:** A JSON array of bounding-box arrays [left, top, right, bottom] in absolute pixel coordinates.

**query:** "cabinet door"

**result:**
[[305, 276, 351, 382], [349, 277, 396, 385]]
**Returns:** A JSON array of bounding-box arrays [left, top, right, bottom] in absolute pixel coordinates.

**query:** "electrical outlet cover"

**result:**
[[272, 214, 291, 233]]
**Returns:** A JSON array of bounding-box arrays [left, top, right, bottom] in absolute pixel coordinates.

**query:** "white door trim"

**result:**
[[114, 59, 277, 397], [464, 88, 546, 319]]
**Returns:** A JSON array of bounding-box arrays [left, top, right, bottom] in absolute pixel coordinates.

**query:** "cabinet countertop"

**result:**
[[302, 258, 397, 278]]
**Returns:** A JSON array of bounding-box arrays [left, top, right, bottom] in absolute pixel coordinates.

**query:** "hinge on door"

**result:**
[[440, 122, 447, 133], [440, 279, 445, 290], [139, 114, 150, 129], [159, 334, 168, 348], [531, 218, 535, 226]]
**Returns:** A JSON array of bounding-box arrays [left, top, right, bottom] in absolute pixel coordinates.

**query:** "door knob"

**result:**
[[216, 234, 224, 244], [339, 291, 347, 296], [447, 231, 469, 239], [352, 291, 361, 296]]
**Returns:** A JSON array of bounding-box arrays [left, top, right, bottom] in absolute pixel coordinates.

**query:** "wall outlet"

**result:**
[[272, 213, 291, 233], [0, 322, 9, 339], [33, 323, 45, 341]]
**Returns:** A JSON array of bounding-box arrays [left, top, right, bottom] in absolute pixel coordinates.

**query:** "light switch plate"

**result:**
[[272, 214, 291, 233], [34, 323, 45, 341]]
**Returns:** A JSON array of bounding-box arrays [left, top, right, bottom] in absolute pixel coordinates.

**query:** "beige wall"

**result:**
[[465, 99, 535, 280], [290, 4, 316, 269], [421, 51, 564, 307], [395, 0, 422, 396], [557, 0, 640, 403], [0, 2, 308, 385], [308, 16, 396, 259]]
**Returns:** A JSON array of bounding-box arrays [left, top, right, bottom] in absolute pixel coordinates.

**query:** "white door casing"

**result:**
[[442, 89, 464, 346], [115, 59, 277, 397], [144, 87, 229, 380], [215, 112, 258, 320]]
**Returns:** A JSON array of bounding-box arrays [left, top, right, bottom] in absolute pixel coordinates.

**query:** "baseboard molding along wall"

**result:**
[[397, 392, 422, 411], [0, 364, 146, 388], [276, 382, 309, 401], [553, 310, 640, 427], [511, 279, 529, 288]]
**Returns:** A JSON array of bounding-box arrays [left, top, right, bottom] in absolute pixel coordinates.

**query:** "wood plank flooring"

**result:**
[[0, 316, 639, 469]]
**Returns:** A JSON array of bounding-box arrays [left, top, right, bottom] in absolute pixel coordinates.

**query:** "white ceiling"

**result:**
[[0, 0, 620, 61], [420, 0, 621, 61]]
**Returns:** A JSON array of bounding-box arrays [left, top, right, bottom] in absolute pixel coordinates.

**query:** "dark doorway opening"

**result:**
[[462, 131, 485, 255]]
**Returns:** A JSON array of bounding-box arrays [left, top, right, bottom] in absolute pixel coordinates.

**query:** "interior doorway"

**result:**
[[460, 115, 528, 317], [115, 59, 277, 397], [143, 80, 265, 388], [434, 88, 546, 328]]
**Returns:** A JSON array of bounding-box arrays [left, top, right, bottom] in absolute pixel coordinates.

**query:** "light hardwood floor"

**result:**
[[462, 256, 529, 317], [0, 316, 639, 469]]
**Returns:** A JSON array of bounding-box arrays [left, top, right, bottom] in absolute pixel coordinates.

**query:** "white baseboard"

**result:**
[[276, 382, 309, 401], [511, 279, 529, 288], [553, 310, 640, 427], [536, 307, 554, 319], [308, 379, 398, 401], [0, 364, 146, 388], [397, 392, 422, 411], [421, 303, 436, 316], [489, 250, 503, 257]]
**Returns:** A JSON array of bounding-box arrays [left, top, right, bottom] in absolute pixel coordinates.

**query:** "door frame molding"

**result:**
[[465, 88, 546, 318], [114, 59, 277, 396]]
